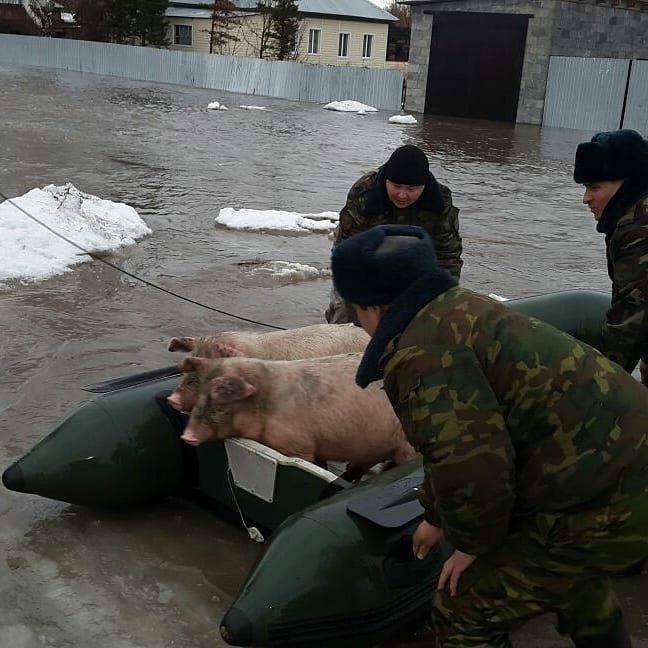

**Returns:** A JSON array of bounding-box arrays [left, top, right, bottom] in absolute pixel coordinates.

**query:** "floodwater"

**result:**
[[0, 64, 645, 647]]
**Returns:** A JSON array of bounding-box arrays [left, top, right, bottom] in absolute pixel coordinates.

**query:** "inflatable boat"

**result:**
[[2, 290, 610, 646]]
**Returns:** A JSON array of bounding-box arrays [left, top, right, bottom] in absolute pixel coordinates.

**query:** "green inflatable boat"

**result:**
[[2, 290, 611, 647]]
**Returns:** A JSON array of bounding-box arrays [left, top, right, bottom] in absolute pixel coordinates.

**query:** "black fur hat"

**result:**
[[384, 145, 430, 186], [331, 225, 441, 306], [574, 129, 648, 184]]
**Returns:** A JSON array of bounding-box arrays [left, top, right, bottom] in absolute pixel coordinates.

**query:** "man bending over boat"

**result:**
[[574, 129, 648, 385], [331, 224, 648, 648], [325, 144, 462, 324]]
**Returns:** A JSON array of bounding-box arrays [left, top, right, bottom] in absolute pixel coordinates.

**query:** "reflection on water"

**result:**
[[0, 64, 613, 646]]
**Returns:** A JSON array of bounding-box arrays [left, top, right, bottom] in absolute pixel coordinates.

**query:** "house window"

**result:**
[[338, 32, 349, 57], [308, 29, 321, 55], [174, 24, 192, 46], [362, 33, 374, 58]]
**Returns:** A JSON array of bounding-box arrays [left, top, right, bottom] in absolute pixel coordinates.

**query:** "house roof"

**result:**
[[166, 6, 249, 18], [168, 0, 396, 22]]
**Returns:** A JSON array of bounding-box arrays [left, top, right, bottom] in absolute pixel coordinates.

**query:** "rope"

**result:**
[[226, 466, 265, 543], [0, 190, 286, 331]]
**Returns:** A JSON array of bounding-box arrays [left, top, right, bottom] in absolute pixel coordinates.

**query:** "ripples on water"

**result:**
[[0, 64, 608, 647]]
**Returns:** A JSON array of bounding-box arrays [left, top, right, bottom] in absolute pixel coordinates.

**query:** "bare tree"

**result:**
[[386, 0, 410, 61], [28, 0, 60, 36], [203, 0, 240, 54], [386, 0, 410, 26], [240, 0, 274, 59]]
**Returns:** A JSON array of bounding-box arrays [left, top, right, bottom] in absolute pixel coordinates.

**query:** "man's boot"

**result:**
[[571, 614, 632, 648]]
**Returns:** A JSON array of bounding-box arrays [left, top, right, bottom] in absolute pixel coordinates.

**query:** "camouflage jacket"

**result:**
[[356, 281, 648, 555], [326, 167, 463, 324], [333, 168, 463, 279], [597, 182, 648, 371]]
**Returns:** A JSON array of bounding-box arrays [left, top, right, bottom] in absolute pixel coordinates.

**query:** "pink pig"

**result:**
[[168, 322, 368, 360], [167, 323, 369, 413], [178, 354, 417, 473]]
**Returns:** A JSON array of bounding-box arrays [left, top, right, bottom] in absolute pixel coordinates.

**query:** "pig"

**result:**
[[177, 354, 417, 473], [167, 323, 369, 360], [167, 323, 369, 413]]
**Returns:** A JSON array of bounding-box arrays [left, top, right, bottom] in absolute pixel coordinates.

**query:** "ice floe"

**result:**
[[0, 183, 151, 286], [323, 100, 378, 113], [240, 105, 269, 111], [389, 114, 418, 124], [216, 208, 338, 234], [488, 293, 510, 302], [208, 101, 229, 111], [247, 261, 331, 283]]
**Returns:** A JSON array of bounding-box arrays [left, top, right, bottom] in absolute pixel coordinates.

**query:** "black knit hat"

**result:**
[[384, 145, 430, 186], [331, 225, 439, 306], [574, 129, 648, 184]]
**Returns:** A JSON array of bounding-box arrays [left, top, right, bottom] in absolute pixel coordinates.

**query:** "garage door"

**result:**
[[425, 12, 529, 122]]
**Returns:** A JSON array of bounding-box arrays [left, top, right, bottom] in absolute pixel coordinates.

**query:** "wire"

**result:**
[[227, 466, 265, 543], [0, 190, 286, 331]]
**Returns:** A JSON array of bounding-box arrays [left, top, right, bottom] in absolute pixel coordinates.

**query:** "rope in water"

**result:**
[[0, 189, 286, 331]]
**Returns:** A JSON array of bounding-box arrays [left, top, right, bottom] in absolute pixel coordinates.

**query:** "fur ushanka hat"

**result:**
[[574, 129, 648, 184]]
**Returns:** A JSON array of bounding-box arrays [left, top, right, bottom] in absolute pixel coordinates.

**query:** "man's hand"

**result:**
[[438, 550, 477, 597], [412, 520, 443, 560], [640, 360, 648, 387]]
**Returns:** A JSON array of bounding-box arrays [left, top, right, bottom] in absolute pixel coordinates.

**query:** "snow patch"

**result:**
[[239, 105, 269, 111], [216, 208, 338, 234], [208, 101, 228, 111], [324, 100, 378, 113], [389, 114, 418, 124], [249, 261, 331, 282], [0, 183, 151, 286]]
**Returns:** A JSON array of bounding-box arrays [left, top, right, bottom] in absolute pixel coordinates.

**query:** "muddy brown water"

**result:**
[[1, 65, 646, 647]]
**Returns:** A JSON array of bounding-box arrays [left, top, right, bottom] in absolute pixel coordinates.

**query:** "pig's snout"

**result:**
[[181, 419, 214, 446], [181, 429, 201, 446], [167, 386, 197, 413], [167, 391, 185, 411]]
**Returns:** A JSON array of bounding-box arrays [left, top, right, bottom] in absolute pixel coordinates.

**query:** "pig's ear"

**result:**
[[168, 337, 196, 352], [178, 356, 211, 373], [209, 342, 243, 358], [210, 376, 256, 404]]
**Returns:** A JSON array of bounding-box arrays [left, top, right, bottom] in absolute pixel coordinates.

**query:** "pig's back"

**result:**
[[220, 324, 368, 360]]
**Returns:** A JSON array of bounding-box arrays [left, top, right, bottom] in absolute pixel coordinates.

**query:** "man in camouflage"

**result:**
[[574, 129, 648, 385], [331, 224, 648, 648], [325, 144, 462, 324]]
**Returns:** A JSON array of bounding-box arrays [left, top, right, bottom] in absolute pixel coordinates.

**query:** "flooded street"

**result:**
[[1, 64, 645, 647]]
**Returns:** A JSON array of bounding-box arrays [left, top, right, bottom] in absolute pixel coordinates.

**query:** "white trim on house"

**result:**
[[338, 31, 350, 57], [173, 23, 193, 46], [362, 32, 374, 58], [308, 27, 321, 54]]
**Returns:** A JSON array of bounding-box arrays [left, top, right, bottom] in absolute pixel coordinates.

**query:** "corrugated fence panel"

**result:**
[[543, 56, 629, 131], [623, 60, 648, 134], [0, 34, 403, 110]]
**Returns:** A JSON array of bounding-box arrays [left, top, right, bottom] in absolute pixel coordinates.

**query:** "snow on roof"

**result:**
[[166, 6, 250, 18], [168, 0, 396, 22], [298, 0, 396, 21]]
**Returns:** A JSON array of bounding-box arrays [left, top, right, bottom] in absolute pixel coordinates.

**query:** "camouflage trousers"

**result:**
[[432, 465, 648, 647]]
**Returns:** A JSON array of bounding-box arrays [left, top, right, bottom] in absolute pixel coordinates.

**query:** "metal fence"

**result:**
[[623, 60, 648, 134], [543, 56, 630, 131], [0, 34, 404, 110]]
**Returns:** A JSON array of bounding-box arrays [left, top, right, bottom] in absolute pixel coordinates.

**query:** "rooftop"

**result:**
[[168, 0, 396, 22]]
